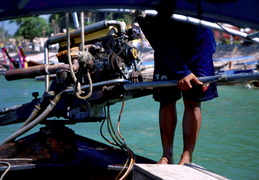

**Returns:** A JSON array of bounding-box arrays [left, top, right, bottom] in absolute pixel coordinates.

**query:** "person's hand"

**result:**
[[177, 73, 203, 91]]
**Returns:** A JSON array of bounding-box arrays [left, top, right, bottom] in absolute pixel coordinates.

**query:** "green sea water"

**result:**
[[0, 75, 259, 179]]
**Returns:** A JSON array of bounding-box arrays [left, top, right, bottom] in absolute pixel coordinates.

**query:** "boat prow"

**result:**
[[0, 123, 155, 180]]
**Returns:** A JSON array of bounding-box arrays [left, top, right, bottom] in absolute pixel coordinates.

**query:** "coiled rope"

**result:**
[[65, 12, 93, 100]]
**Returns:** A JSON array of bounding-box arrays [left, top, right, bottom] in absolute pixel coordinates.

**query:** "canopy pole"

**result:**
[[72, 12, 79, 29], [144, 10, 259, 44], [43, 40, 50, 92]]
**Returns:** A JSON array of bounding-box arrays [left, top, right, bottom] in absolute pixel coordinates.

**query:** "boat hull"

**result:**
[[0, 123, 155, 180]]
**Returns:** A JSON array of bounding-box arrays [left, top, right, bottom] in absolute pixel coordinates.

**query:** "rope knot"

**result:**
[[78, 51, 95, 69]]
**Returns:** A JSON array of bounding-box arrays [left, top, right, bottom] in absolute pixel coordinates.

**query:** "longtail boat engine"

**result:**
[[1, 20, 148, 126], [50, 20, 144, 123]]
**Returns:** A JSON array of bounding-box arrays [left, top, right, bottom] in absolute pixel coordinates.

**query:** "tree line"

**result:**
[[9, 12, 133, 42]]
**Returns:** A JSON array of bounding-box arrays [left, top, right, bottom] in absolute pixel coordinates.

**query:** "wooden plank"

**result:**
[[132, 163, 229, 180]]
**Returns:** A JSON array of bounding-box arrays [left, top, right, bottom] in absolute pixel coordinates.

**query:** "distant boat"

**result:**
[[214, 56, 259, 78], [1, 46, 44, 71]]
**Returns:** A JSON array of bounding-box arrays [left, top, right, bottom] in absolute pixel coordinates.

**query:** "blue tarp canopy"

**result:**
[[0, 0, 259, 29]]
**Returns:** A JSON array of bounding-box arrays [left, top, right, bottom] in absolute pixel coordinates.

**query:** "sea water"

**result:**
[[0, 75, 258, 180]]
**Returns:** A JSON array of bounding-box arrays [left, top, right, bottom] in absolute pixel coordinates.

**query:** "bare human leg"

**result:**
[[157, 101, 177, 164], [178, 99, 202, 165]]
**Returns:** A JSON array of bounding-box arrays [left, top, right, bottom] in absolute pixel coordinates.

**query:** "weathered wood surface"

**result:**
[[133, 163, 229, 180]]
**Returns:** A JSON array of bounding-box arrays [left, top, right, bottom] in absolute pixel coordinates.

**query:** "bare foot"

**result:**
[[178, 154, 191, 165], [156, 157, 173, 164]]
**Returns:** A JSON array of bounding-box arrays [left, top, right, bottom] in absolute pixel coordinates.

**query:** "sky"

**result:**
[[2, 21, 17, 35], [1, 14, 50, 36]]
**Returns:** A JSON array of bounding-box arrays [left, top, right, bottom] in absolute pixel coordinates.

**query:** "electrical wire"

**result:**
[[215, 22, 251, 41], [100, 106, 130, 179], [115, 101, 135, 180], [100, 102, 135, 180]]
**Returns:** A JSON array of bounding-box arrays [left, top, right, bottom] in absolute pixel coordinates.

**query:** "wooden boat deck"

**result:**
[[133, 163, 229, 180]]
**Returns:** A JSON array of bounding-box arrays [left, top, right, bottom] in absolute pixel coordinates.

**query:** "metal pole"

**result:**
[[123, 73, 259, 91], [44, 40, 50, 91], [72, 12, 79, 29], [144, 10, 259, 44]]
